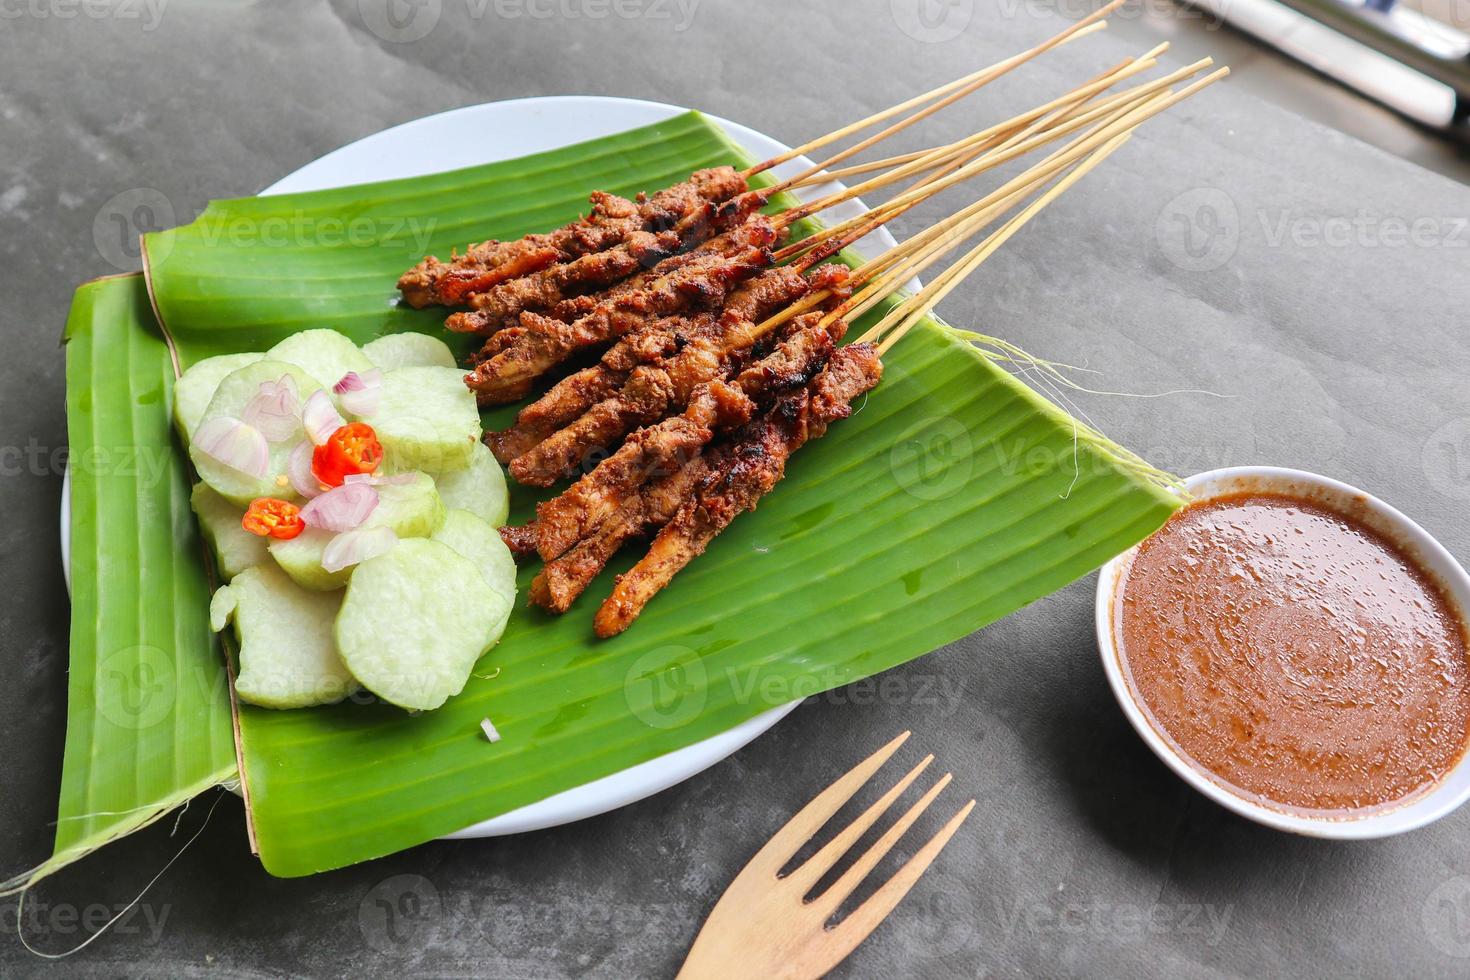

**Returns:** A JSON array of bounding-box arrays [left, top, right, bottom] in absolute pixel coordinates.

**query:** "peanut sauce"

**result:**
[[1116, 492, 1470, 814]]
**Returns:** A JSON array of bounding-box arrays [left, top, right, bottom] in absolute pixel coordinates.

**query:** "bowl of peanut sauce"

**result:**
[[1095, 466, 1470, 838]]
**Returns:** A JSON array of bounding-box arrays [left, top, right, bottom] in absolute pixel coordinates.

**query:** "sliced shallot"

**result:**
[[301, 390, 345, 445], [194, 416, 269, 478], [334, 369, 384, 418], [287, 440, 323, 498], [300, 482, 378, 532], [242, 375, 302, 442], [321, 526, 398, 573]]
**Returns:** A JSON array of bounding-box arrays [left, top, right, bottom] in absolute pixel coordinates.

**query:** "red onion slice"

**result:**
[[301, 390, 345, 446], [333, 369, 383, 418], [321, 526, 398, 573], [242, 375, 302, 443], [300, 482, 378, 532], [287, 440, 324, 498], [194, 416, 269, 479]]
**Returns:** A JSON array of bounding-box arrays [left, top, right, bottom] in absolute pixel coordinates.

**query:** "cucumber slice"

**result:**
[[432, 509, 516, 648], [174, 352, 264, 442], [191, 482, 269, 580], [210, 563, 356, 709], [267, 527, 346, 592], [336, 538, 499, 711], [266, 329, 374, 389], [189, 360, 323, 508], [372, 367, 479, 475], [433, 441, 510, 527], [268, 472, 445, 591], [372, 471, 447, 539], [362, 333, 456, 371]]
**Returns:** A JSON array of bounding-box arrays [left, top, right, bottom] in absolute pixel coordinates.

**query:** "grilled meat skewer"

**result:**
[[398, 167, 747, 309], [504, 264, 843, 487], [593, 343, 883, 637], [465, 226, 779, 406]]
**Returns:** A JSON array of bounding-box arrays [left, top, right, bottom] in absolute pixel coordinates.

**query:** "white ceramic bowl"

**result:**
[[1095, 466, 1470, 839]]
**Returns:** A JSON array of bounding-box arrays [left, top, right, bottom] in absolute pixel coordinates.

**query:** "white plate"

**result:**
[[64, 96, 904, 839]]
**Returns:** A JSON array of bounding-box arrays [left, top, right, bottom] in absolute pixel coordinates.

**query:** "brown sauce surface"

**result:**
[[1117, 492, 1470, 813]]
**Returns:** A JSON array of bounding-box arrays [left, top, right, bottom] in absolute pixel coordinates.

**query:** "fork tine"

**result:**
[[810, 772, 952, 915], [819, 799, 976, 963], [742, 731, 911, 875], [783, 754, 934, 893]]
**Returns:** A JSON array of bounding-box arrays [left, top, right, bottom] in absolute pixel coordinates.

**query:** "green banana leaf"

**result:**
[[130, 111, 1179, 877], [5, 273, 237, 894]]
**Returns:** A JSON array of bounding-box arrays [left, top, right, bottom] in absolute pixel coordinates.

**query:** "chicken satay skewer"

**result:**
[[505, 159, 1072, 488], [488, 140, 1098, 470], [401, 9, 1116, 310], [465, 172, 966, 405], [589, 137, 1136, 637], [520, 139, 1129, 605], [483, 64, 1225, 456], [517, 159, 1081, 580]]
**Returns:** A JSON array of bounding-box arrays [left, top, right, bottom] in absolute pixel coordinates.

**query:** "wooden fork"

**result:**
[[677, 731, 975, 979]]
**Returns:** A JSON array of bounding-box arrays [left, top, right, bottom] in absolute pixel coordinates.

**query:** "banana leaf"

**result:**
[[4, 273, 237, 894], [132, 111, 1179, 877]]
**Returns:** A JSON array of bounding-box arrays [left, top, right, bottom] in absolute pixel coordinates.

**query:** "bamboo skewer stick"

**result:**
[[796, 42, 1169, 191], [770, 49, 1181, 265], [891, 43, 1170, 204], [762, 19, 1115, 194], [783, 60, 1192, 270], [753, 157, 1076, 343], [743, 3, 1119, 179], [797, 60, 1223, 235], [865, 132, 1134, 353]]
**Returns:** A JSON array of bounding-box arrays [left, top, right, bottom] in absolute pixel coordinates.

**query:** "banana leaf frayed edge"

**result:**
[[4, 272, 238, 898]]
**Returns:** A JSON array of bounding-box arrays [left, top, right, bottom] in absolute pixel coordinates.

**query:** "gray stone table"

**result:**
[[3, 1, 1470, 976]]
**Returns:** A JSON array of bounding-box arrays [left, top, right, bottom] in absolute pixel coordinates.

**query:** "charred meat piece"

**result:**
[[508, 264, 829, 487], [529, 455, 709, 613], [593, 344, 883, 637], [532, 381, 754, 563], [397, 167, 747, 309], [446, 229, 683, 333], [498, 522, 539, 561], [465, 233, 777, 406], [506, 267, 842, 487]]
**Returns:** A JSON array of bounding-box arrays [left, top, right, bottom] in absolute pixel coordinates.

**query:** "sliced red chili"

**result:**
[[242, 497, 306, 540], [311, 422, 384, 488]]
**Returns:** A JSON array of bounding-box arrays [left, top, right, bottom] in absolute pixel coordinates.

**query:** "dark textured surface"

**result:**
[[4, 1, 1470, 976]]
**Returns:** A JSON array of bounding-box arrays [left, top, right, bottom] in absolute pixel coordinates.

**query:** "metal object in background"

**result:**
[[1189, 0, 1470, 129]]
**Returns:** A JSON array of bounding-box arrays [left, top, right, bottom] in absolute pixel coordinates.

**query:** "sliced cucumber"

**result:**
[[432, 509, 516, 648], [210, 563, 356, 709], [267, 527, 346, 592], [174, 352, 263, 442], [372, 471, 446, 539], [189, 360, 323, 508], [191, 482, 268, 580], [268, 472, 445, 591], [433, 441, 509, 527], [266, 329, 374, 389], [362, 333, 456, 371], [336, 538, 499, 711], [372, 366, 479, 475]]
